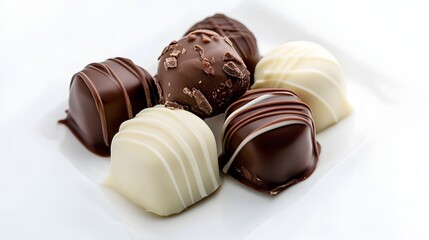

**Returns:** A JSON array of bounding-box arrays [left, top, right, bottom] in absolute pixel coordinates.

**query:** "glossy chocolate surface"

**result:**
[[185, 14, 260, 85], [59, 57, 158, 156], [220, 88, 320, 195], [156, 29, 250, 118]]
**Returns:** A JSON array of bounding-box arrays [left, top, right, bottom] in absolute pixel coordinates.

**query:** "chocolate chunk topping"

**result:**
[[168, 41, 178, 51], [193, 44, 215, 75], [154, 75, 164, 102], [224, 51, 240, 62], [183, 87, 192, 97], [192, 88, 212, 115], [223, 61, 243, 79], [188, 34, 196, 42], [170, 50, 181, 57], [202, 59, 215, 75], [158, 24, 250, 118], [193, 44, 205, 59], [164, 57, 177, 70], [165, 101, 184, 109], [183, 14, 261, 86], [202, 34, 211, 43]]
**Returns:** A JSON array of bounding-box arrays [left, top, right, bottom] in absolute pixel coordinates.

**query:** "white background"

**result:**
[[1, 0, 429, 239]]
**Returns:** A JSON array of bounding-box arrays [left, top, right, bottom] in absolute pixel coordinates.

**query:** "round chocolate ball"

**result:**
[[184, 14, 260, 86], [156, 29, 250, 118]]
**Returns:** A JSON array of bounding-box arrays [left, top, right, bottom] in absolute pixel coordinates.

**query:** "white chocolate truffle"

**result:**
[[253, 41, 352, 132], [104, 105, 222, 216]]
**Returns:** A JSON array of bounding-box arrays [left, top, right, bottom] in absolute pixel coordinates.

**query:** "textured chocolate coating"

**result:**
[[156, 29, 250, 118], [220, 88, 320, 195], [59, 57, 159, 156], [185, 14, 260, 85]]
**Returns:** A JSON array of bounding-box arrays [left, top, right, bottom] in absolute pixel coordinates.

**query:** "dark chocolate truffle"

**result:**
[[220, 88, 320, 195], [156, 29, 250, 118], [59, 57, 159, 156], [185, 14, 260, 85]]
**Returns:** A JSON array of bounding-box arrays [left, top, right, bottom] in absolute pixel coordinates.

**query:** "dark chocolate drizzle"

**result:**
[[113, 57, 156, 107]]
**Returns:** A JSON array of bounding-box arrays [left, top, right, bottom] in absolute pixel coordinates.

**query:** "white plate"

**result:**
[[0, 1, 400, 239]]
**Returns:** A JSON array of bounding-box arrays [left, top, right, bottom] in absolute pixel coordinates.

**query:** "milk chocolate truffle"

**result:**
[[105, 105, 222, 216], [156, 29, 250, 118], [185, 14, 260, 85], [220, 89, 320, 195], [253, 41, 352, 132], [59, 57, 159, 156]]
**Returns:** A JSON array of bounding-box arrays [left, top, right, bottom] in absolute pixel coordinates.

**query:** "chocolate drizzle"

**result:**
[[113, 57, 155, 108], [59, 57, 159, 156], [220, 88, 320, 195]]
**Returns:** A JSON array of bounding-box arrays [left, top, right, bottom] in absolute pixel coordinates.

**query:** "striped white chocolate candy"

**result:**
[[104, 105, 221, 216], [253, 41, 352, 132]]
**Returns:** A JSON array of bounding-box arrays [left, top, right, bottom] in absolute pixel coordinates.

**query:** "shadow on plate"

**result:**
[[37, 100, 110, 183]]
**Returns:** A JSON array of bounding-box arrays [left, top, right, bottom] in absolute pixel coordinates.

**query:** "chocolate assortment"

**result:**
[[156, 29, 250, 118], [59, 57, 158, 156], [220, 88, 320, 195], [60, 13, 352, 216], [185, 14, 260, 85]]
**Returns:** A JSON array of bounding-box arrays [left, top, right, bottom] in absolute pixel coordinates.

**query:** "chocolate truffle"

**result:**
[[59, 57, 159, 156], [185, 14, 260, 85], [253, 41, 352, 132], [156, 29, 250, 118], [220, 88, 320, 195], [105, 105, 222, 216]]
